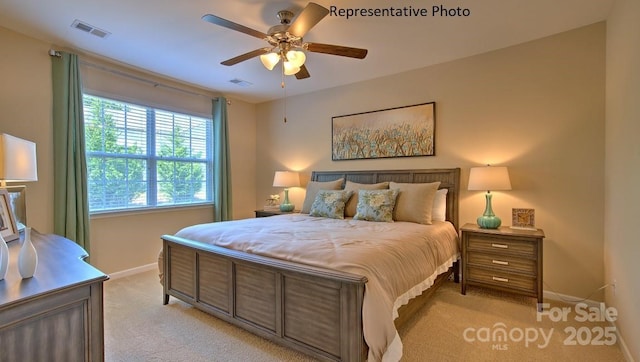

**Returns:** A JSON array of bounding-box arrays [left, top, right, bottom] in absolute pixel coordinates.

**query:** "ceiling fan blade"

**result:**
[[221, 48, 270, 66], [295, 64, 310, 79], [202, 14, 267, 39], [306, 43, 368, 59], [288, 3, 329, 38]]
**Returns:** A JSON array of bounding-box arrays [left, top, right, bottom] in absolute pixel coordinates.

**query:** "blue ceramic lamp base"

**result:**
[[477, 192, 501, 229], [280, 204, 294, 212], [279, 189, 295, 212]]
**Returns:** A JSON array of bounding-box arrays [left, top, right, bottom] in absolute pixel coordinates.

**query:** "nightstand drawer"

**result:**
[[466, 253, 536, 275], [467, 266, 536, 293], [466, 235, 535, 256]]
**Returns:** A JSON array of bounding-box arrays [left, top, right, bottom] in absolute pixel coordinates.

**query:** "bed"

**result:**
[[161, 168, 460, 361]]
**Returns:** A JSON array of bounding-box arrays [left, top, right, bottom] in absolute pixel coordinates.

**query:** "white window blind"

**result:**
[[83, 94, 213, 212]]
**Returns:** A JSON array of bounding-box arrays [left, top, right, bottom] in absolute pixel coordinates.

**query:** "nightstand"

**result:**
[[460, 223, 545, 309], [255, 209, 299, 217]]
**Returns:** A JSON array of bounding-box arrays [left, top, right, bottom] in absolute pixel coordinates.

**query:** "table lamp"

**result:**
[[0, 133, 38, 234], [273, 171, 300, 212], [468, 165, 511, 229]]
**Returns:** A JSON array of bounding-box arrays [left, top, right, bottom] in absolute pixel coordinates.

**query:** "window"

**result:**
[[83, 94, 212, 212]]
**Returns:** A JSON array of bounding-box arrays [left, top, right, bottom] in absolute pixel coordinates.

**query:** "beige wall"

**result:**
[[605, 0, 640, 359], [257, 23, 606, 301], [0, 26, 54, 234], [0, 26, 257, 274]]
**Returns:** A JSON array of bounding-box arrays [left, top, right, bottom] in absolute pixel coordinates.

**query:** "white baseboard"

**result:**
[[544, 289, 635, 362], [543, 289, 602, 307], [108, 263, 157, 280], [614, 324, 635, 362]]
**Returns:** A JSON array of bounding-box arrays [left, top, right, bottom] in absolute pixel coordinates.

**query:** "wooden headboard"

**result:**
[[311, 168, 461, 230]]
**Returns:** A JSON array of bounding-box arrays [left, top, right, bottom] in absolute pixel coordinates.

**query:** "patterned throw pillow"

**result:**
[[343, 181, 390, 217], [301, 178, 344, 213], [309, 190, 354, 219], [353, 189, 399, 222]]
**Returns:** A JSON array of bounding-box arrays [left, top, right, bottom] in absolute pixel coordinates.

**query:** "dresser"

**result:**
[[0, 231, 109, 361], [460, 223, 544, 309]]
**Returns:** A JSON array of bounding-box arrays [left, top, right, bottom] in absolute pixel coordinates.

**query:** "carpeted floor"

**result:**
[[104, 270, 626, 361]]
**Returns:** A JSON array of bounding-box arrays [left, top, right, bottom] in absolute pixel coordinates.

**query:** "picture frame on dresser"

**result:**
[[511, 208, 536, 230], [0, 189, 19, 242]]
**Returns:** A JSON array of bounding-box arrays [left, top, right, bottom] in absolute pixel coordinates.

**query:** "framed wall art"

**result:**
[[511, 208, 536, 230], [0, 189, 19, 241], [332, 102, 435, 160]]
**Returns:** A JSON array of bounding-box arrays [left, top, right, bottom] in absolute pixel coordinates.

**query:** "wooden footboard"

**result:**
[[162, 235, 368, 361], [163, 234, 458, 361]]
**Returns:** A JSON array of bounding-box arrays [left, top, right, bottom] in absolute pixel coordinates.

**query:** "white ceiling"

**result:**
[[0, 0, 614, 103]]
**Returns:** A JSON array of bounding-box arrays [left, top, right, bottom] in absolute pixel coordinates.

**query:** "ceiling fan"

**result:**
[[202, 2, 368, 80]]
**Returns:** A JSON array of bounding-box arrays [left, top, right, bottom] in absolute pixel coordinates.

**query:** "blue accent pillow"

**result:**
[[309, 190, 354, 219], [353, 189, 399, 222]]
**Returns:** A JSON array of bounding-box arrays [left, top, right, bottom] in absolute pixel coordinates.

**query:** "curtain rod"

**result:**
[[48, 49, 231, 105]]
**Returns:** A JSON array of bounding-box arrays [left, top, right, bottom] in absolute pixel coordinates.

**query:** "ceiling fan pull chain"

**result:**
[[283, 96, 287, 123], [282, 64, 287, 123]]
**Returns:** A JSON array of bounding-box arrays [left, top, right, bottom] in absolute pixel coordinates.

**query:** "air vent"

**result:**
[[71, 19, 111, 39], [229, 78, 253, 87]]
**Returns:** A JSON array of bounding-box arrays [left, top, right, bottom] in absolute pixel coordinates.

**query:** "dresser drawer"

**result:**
[[466, 252, 536, 275], [466, 234, 536, 257], [467, 266, 536, 294]]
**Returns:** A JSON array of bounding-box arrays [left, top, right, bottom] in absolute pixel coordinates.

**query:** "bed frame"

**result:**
[[162, 168, 460, 361]]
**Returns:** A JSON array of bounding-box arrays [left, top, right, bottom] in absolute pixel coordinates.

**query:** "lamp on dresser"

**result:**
[[0, 133, 38, 234], [273, 171, 300, 212], [468, 165, 511, 229]]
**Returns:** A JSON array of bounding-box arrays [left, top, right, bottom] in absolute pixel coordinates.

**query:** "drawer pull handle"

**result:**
[[491, 243, 509, 249], [492, 260, 509, 266], [492, 276, 509, 283]]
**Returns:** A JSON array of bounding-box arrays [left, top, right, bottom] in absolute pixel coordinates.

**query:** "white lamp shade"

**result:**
[[468, 166, 511, 191], [286, 50, 306, 68], [260, 52, 280, 70], [282, 61, 300, 76], [273, 171, 300, 188], [0, 133, 38, 182]]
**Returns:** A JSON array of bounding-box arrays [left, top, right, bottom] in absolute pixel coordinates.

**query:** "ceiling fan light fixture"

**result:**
[[286, 50, 306, 68], [260, 52, 280, 70], [283, 61, 300, 75], [203, 2, 367, 82]]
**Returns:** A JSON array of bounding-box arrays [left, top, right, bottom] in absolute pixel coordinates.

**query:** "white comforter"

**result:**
[[175, 214, 459, 362]]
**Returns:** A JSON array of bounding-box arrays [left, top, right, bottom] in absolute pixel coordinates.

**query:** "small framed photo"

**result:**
[[0, 189, 19, 242], [5, 185, 26, 231], [511, 208, 536, 230]]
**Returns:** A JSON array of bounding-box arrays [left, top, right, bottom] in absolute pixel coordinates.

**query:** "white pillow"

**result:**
[[432, 188, 448, 222]]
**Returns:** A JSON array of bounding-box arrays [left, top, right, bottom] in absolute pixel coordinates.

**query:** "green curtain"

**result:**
[[51, 52, 91, 251], [212, 97, 232, 222]]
